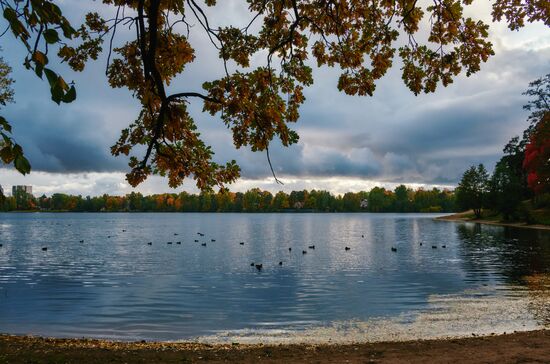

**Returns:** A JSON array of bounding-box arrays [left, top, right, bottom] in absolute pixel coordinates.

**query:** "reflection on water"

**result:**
[[456, 223, 550, 284], [0, 213, 548, 341]]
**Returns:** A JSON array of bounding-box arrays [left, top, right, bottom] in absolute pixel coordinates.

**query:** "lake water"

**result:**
[[0, 212, 549, 342]]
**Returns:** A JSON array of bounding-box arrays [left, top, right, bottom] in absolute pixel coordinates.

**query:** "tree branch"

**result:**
[[167, 92, 220, 104]]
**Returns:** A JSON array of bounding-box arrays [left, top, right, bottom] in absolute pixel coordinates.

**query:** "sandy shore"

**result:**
[[0, 330, 549, 363], [435, 211, 550, 231]]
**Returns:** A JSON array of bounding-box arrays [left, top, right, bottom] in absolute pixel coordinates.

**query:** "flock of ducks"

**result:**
[[391, 243, 446, 252], [9, 229, 448, 263]]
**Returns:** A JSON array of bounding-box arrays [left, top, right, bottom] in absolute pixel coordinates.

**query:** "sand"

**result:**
[[1, 330, 549, 363]]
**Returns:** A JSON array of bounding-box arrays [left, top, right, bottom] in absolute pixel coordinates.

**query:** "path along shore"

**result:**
[[1, 330, 549, 363], [435, 211, 550, 231]]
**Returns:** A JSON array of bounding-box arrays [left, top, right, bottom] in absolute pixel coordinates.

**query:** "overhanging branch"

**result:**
[[167, 92, 220, 104]]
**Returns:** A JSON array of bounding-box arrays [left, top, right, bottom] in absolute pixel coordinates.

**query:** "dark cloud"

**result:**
[[4, 102, 127, 173]]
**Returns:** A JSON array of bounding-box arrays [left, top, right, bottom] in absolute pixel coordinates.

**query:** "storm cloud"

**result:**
[[3, 102, 128, 173]]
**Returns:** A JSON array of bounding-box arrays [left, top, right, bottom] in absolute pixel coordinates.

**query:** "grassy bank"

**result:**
[[0, 330, 549, 363]]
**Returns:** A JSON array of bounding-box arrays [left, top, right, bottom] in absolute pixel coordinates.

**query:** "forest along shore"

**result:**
[[436, 211, 550, 231], [1, 330, 549, 363]]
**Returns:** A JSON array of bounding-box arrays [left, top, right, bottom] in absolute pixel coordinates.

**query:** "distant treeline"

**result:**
[[2, 186, 456, 213]]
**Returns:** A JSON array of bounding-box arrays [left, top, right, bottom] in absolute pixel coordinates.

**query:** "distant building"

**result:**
[[0, 184, 3, 196], [12, 185, 33, 198], [360, 199, 368, 209]]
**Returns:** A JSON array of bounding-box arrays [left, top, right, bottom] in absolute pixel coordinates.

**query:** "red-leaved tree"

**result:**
[[523, 112, 550, 194]]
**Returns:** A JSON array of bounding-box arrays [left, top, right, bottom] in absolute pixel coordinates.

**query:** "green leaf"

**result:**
[[1, 132, 11, 144], [3, 7, 29, 41], [50, 2, 62, 17], [60, 22, 76, 39], [23, 57, 31, 70], [12, 144, 23, 155], [3, 8, 17, 22], [44, 68, 57, 87], [0, 116, 11, 133], [34, 63, 43, 78], [51, 85, 63, 104], [43, 29, 60, 44], [62, 85, 76, 103], [14, 154, 31, 175]]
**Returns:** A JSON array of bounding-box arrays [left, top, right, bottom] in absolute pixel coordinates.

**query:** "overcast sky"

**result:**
[[0, 2, 549, 196]]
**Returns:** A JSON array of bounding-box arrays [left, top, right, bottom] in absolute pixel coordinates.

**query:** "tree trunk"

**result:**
[[474, 208, 482, 218]]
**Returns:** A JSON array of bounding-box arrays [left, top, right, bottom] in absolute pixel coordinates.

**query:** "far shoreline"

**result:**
[[435, 211, 550, 231]]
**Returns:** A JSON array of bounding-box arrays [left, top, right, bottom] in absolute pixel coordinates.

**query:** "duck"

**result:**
[[442, 245, 446, 248], [308, 245, 315, 249], [201, 243, 207, 246], [391, 247, 397, 252], [197, 232, 204, 236], [420, 242, 423, 246], [174, 233, 178, 236], [240, 242, 245, 245], [0, 244, 2, 247], [42, 247, 48, 251], [211, 239, 216, 242], [302, 250, 307, 254], [122, 229, 126, 232], [361, 235, 364, 238], [288, 247, 292, 252], [147, 242, 152, 245], [176, 241, 181, 245], [345, 247, 351, 251], [255, 264, 263, 271], [250, 262, 255, 266], [167, 242, 173, 245], [432, 245, 437, 249], [79, 240, 84, 243], [279, 261, 283, 266], [194, 239, 199, 242]]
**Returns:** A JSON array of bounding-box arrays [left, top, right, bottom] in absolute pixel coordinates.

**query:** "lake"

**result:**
[[0, 213, 549, 343]]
